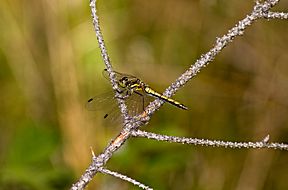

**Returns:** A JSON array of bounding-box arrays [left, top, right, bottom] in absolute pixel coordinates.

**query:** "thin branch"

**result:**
[[132, 130, 288, 150], [89, 0, 129, 120], [99, 168, 153, 190], [142, 0, 280, 119], [71, 130, 132, 190], [263, 11, 288, 19]]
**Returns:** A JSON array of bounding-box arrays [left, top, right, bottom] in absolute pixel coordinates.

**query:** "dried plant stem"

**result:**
[[143, 0, 281, 117], [263, 11, 288, 19], [99, 168, 153, 190], [89, 0, 129, 120], [132, 130, 288, 150]]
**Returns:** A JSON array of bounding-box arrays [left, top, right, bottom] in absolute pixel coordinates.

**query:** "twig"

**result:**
[[263, 11, 288, 19], [131, 130, 288, 150], [99, 168, 153, 190], [71, 130, 132, 190], [142, 0, 280, 118], [89, 0, 129, 120]]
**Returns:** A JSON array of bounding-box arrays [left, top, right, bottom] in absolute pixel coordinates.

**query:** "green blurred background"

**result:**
[[1, 0, 288, 189]]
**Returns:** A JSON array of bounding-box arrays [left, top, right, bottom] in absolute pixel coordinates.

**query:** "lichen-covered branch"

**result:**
[[89, 0, 129, 120], [132, 130, 288, 150], [143, 0, 281, 118], [263, 11, 288, 19], [99, 168, 153, 190]]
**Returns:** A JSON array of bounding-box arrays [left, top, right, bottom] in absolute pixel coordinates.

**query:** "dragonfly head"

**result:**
[[118, 76, 129, 88]]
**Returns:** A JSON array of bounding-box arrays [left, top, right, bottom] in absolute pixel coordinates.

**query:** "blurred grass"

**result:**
[[0, 0, 288, 190]]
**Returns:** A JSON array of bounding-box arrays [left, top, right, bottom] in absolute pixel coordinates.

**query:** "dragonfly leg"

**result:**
[[115, 90, 131, 100], [115, 91, 124, 99]]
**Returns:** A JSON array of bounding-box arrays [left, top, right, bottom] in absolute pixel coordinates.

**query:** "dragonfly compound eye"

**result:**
[[121, 77, 129, 84]]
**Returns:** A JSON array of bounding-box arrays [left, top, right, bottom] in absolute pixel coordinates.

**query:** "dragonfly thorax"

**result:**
[[118, 76, 145, 91]]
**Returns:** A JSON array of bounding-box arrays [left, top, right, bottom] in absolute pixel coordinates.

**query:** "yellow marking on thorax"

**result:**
[[130, 83, 140, 88]]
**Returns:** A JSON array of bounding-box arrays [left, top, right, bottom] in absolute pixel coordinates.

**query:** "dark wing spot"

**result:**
[[104, 114, 108, 119], [87, 98, 93, 102]]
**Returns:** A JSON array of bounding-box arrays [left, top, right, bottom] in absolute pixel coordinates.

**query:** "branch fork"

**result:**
[[71, 0, 288, 189]]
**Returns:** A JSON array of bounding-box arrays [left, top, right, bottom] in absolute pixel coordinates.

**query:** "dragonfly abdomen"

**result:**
[[144, 87, 188, 110]]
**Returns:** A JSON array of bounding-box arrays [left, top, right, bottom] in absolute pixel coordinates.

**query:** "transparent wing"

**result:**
[[86, 90, 154, 124], [86, 91, 125, 126], [102, 69, 138, 81], [103, 103, 124, 125], [86, 91, 116, 111], [126, 90, 154, 116]]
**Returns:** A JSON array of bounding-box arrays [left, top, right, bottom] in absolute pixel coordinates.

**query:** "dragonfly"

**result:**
[[87, 69, 188, 121]]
